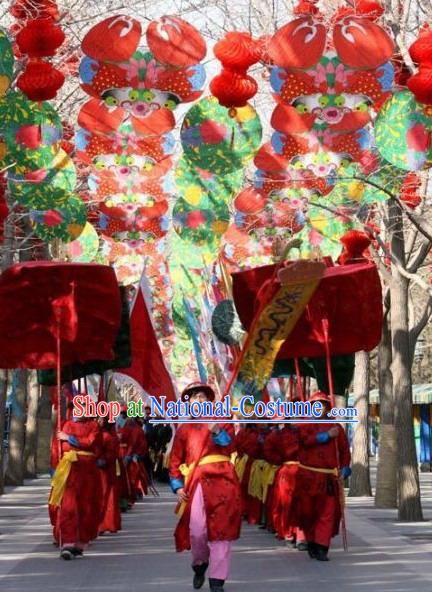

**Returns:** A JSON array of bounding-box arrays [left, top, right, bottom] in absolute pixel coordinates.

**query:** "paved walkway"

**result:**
[[0, 471, 432, 591]]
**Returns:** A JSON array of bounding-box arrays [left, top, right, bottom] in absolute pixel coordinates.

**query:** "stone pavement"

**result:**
[[0, 471, 432, 592]]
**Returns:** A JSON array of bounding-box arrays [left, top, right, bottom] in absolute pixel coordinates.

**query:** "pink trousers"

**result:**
[[189, 483, 232, 580]]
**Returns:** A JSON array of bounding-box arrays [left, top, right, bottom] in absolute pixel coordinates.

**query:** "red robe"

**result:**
[[98, 429, 121, 533], [263, 426, 299, 540], [293, 423, 351, 546], [169, 422, 241, 552], [234, 427, 262, 525], [127, 423, 149, 498], [117, 423, 134, 505], [49, 419, 102, 547]]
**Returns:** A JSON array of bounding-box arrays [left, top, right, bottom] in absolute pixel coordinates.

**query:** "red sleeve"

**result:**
[[263, 431, 283, 465], [75, 423, 101, 452], [102, 432, 119, 464], [169, 426, 186, 481], [337, 425, 351, 467], [299, 425, 319, 448]]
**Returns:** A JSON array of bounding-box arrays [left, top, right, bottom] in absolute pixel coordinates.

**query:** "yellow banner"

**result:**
[[237, 261, 325, 392]]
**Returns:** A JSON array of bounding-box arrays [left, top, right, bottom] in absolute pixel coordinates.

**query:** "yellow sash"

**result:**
[[49, 450, 94, 507], [262, 463, 279, 503], [235, 453, 249, 483], [284, 461, 300, 466], [248, 459, 267, 499], [176, 454, 231, 518], [115, 459, 121, 477], [299, 464, 338, 476]]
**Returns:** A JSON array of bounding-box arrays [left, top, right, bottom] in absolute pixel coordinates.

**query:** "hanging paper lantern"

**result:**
[[67, 222, 100, 262], [175, 155, 243, 206], [375, 90, 432, 171], [210, 32, 260, 108], [210, 71, 258, 109], [17, 61, 65, 101], [409, 25, 432, 66], [16, 19, 65, 57], [173, 197, 229, 247], [333, 16, 394, 69], [9, 0, 60, 21], [400, 172, 422, 209], [407, 66, 432, 105], [146, 16, 206, 67], [81, 15, 142, 62], [30, 195, 87, 242], [269, 16, 326, 69], [180, 96, 262, 174]]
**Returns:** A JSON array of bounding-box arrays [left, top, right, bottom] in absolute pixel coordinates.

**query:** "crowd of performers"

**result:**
[[169, 385, 351, 592], [48, 402, 172, 560], [47, 384, 351, 592]]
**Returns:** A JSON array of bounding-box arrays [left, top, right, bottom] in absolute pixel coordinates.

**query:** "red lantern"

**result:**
[[16, 18, 65, 57], [407, 65, 432, 105], [210, 69, 258, 108], [409, 25, 432, 66], [210, 32, 260, 109], [400, 172, 422, 209], [294, 0, 319, 15], [146, 16, 206, 67], [213, 32, 260, 69], [17, 61, 65, 101], [10, 0, 59, 21], [338, 230, 371, 265]]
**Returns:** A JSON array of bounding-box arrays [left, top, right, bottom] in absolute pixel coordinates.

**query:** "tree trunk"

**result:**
[[23, 371, 39, 478], [375, 311, 397, 508], [0, 370, 8, 494], [36, 386, 53, 474], [5, 370, 27, 486], [389, 198, 423, 521], [349, 351, 372, 496]]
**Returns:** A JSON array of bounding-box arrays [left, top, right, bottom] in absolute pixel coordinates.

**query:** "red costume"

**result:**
[[234, 426, 264, 525], [294, 422, 351, 549], [127, 421, 149, 499], [49, 418, 102, 551], [169, 422, 241, 552], [117, 420, 134, 509], [263, 426, 300, 541], [98, 426, 121, 533]]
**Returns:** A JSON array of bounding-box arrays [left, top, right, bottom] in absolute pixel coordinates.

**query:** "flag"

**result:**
[[183, 296, 207, 383], [115, 274, 175, 402]]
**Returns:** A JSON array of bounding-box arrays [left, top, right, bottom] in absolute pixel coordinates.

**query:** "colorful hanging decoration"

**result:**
[[376, 90, 432, 171], [14, 3, 65, 101], [222, 6, 396, 267], [210, 32, 261, 109], [77, 14, 207, 349]]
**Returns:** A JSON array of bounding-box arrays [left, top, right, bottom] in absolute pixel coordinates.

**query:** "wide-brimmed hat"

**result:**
[[181, 382, 215, 402], [309, 391, 331, 404]]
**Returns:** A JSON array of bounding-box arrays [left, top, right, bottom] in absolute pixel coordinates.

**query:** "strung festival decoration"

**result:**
[[222, 5, 396, 267], [78, 14, 208, 349], [14, 2, 65, 101], [210, 32, 261, 109]]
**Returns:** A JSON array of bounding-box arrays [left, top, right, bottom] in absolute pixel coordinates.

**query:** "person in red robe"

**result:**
[[293, 391, 351, 561], [126, 417, 149, 500], [49, 410, 103, 560], [97, 417, 121, 534], [169, 383, 241, 592], [263, 423, 306, 549], [116, 406, 134, 511], [234, 424, 262, 524]]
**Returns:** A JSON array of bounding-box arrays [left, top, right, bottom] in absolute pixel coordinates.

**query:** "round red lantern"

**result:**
[[17, 61, 65, 101], [16, 18, 65, 57]]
